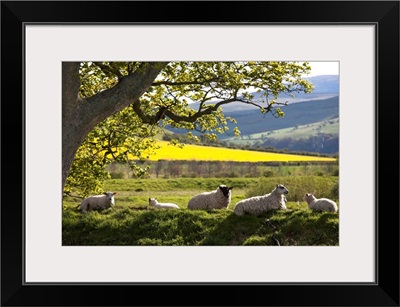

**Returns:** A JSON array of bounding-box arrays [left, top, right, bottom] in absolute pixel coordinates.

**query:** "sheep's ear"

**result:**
[[229, 187, 233, 190], [113, 192, 117, 195], [103, 192, 107, 195]]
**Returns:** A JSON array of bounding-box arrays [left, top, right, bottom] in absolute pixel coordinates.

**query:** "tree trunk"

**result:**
[[62, 62, 167, 193]]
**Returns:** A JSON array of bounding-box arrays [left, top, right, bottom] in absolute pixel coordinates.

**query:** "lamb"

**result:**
[[148, 198, 180, 209], [79, 192, 117, 213], [233, 184, 288, 216], [303, 193, 338, 213], [187, 185, 233, 210]]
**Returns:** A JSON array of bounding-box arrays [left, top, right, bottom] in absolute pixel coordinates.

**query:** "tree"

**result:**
[[62, 61, 314, 196]]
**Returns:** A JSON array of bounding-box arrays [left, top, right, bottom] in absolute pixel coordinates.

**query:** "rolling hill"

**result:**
[[220, 95, 339, 138], [164, 75, 339, 154]]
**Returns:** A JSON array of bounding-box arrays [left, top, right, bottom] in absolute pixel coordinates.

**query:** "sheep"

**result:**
[[233, 184, 288, 216], [303, 193, 338, 213], [187, 185, 233, 210], [79, 192, 117, 213], [148, 198, 180, 209]]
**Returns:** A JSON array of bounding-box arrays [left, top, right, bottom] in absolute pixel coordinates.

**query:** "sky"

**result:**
[[306, 61, 339, 76]]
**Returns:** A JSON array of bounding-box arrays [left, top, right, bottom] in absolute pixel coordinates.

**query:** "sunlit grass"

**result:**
[[63, 177, 339, 246]]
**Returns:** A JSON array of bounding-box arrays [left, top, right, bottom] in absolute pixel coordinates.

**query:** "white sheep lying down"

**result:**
[[149, 198, 180, 209], [303, 193, 338, 212], [234, 184, 288, 216], [79, 192, 117, 213], [187, 185, 233, 210]]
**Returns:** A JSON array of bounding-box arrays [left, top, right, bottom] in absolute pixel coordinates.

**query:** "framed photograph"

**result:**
[[2, 1, 399, 306]]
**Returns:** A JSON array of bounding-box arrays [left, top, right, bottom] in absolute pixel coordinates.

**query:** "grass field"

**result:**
[[63, 177, 339, 246], [135, 141, 336, 162], [254, 119, 339, 140], [225, 118, 339, 144]]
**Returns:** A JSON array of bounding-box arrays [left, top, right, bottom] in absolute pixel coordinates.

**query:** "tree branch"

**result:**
[[131, 100, 167, 125], [82, 62, 168, 133], [152, 77, 220, 87], [162, 98, 238, 123], [132, 95, 286, 127]]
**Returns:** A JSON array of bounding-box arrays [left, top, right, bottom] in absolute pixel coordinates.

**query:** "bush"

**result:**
[[330, 182, 339, 200], [110, 171, 125, 179], [331, 167, 339, 176], [263, 170, 275, 177]]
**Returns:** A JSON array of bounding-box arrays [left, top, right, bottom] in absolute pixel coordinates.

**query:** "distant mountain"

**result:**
[[220, 95, 339, 138], [306, 75, 339, 93], [225, 117, 339, 155], [164, 75, 339, 154], [167, 95, 339, 139]]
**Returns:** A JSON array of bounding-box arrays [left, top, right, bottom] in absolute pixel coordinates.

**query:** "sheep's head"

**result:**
[[303, 193, 316, 203], [276, 184, 289, 195], [104, 192, 117, 205], [219, 185, 233, 197], [149, 198, 158, 206]]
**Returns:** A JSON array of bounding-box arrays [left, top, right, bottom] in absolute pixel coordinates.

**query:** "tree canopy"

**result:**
[[63, 61, 314, 197]]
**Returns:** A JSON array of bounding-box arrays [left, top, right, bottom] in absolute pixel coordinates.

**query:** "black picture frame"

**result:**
[[1, 1, 399, 306]]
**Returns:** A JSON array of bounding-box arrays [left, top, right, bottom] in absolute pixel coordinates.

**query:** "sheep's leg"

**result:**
[[82, 202, 90, 213]]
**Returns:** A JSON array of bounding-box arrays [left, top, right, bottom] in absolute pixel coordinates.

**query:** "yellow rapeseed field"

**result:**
[[138, 141, 336, 162]]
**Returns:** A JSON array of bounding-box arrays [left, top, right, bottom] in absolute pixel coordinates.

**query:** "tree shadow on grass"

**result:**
[[200, 213, 269, 245], [62, 207, 339, 246], [271, 210, 339, 246], [199, 209, 339, 246]]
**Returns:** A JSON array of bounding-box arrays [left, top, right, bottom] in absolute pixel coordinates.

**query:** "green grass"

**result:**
[[62, 203, 338, 246], [226, 118, 339, 144], [104, 177, 259, 192], [261, 119, 339, 140], [245, 176, 339, 202], [63, 177, 339, 246]]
